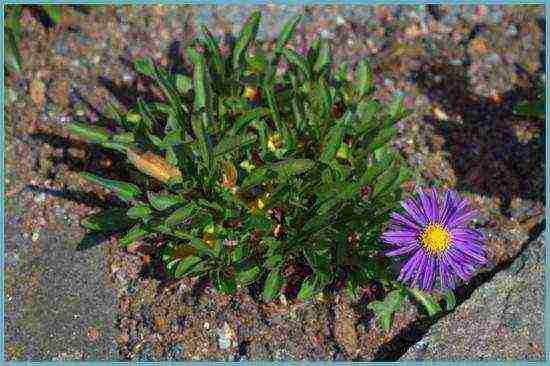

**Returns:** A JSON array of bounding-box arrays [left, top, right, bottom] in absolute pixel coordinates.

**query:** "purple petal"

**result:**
[[430, 187, 440, 222], [438, 190, 454, 226], [398, 250, 424, 283], [381, 229, 419, 245], [452, 242, 487, 265], [448, 208, 478, 228], [438, 259, 455, 290], [422, 256, 436, 291], [451, 228, 485, 243], [390, 212, 422, 231], [401, 198, 429, 226], [411, 251, 428, 287], [452, 237, 486, 255], [385, 243, 420, 257], [443, 251, 474, 281], [416, 188, 434, 221]]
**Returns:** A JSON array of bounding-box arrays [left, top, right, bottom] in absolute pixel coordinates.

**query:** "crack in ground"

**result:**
[[371, 217, 545, 361]]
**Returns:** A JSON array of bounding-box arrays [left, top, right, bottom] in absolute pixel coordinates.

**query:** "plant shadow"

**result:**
[[409, 25, 545, 217]]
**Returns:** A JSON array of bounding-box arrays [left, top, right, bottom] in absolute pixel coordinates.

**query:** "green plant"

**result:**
[[514, 81, 545, 119], [5, 5, 61, 73], [67, 11, 413, 303]]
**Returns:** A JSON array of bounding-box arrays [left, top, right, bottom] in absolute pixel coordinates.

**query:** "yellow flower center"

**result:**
[[420, 223, 452, 255]]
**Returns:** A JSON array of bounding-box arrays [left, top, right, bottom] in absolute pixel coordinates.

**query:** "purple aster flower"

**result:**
[[382, 187, 487, 292]]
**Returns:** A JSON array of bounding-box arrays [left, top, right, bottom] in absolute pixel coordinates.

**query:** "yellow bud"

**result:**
[[336, 144, 350, 160], [127, 113, 141, 123], [243, 86, 260, 101], [127, 148, 182, 183], [267, 133, 282, 152]]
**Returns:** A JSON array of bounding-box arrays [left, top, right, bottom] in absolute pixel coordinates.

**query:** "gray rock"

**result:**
[[401, 232, 544, 360]]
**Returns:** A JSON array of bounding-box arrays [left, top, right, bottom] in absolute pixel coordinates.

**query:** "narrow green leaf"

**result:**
[[356, 59, 374, 98], [215, 271, 237, 294], [137, 98, 156, 130], [126, 204, 152, 219], [444, 289, 456, 311], [79, 172, 141, 202], [134, 57, 156, 77], [81, 209, 135, 232], [297, 275, 316, 301], [147, 192, 183, 211], [232, 11, 262, 72], [262, 269, 283, 302], [409, 288, 442, 317], [313, 40, 331, 75], [201, 25, 225, 78], [175, 74, 193, 95], [100, 141, 129, 154], [113, 132, 135, 143], [175, 256, 202, 278], [320, 111, 352, 164], [282, 48, 311, 80], [231, 108, 268, 135], [188, 237, 216, 257], [67, 123, 110, 143], [274, 14, 303, 56], [213, 133, 257, 157], [165, 202, 198, 226], [42, 5, 61, 24], [119, 224, 150, 247], [236, 265, 261, 286], [271, 159, 315, 177], [187, 47, 207, 111]]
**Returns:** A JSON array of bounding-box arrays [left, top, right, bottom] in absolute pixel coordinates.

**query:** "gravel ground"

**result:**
[[4, 4, 545, 361]]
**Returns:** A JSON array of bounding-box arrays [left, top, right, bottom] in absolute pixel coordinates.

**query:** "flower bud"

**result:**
[[127, 148, 182, 183]]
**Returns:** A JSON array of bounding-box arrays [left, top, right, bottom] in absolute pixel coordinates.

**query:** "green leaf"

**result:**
[[214, 133, 257, 157], [271, 159, 315, 177], [409, 288, 442, 317], [306, 38, 321, 71], [231, 108, 268, 135], [187, 47, 207, 111], [134, 57, 156, 77], [119, 224, 150, 247], [444, 289, 456, 311], [67, 123, 110, 143], [175, 74, 193, 94], [320, 111, 352, 164], [201, 25, 225, 78], [42, 5, 61, 24], [188, 237, 216, 257], [113, 132, 135, 143], [262, 269, 283, 302], [283, 48, 311, 80], [313, 40, 331, 75], [100, 141, 129, 154], [274, 14, 303, 57], [79, 172, 141, 202], [147, 192, 183, 211], [5, 33, 21, 73], [81, 208, 135, 232], [232, 11, 261, 72], [367, 289, 406, 332], [356, 59, 374, 98], [297, 275, 316, 301], [126, 204, 152, 219], [236, 265, 261, 286], [137, 98, 156, 130], [215, 271, 237, 294], [191, 113, 212, 168], [175, 256, 202, 278], [165, 203, 198, 226], [371, 166, 400, 199], [241, 167, 272, 189]]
